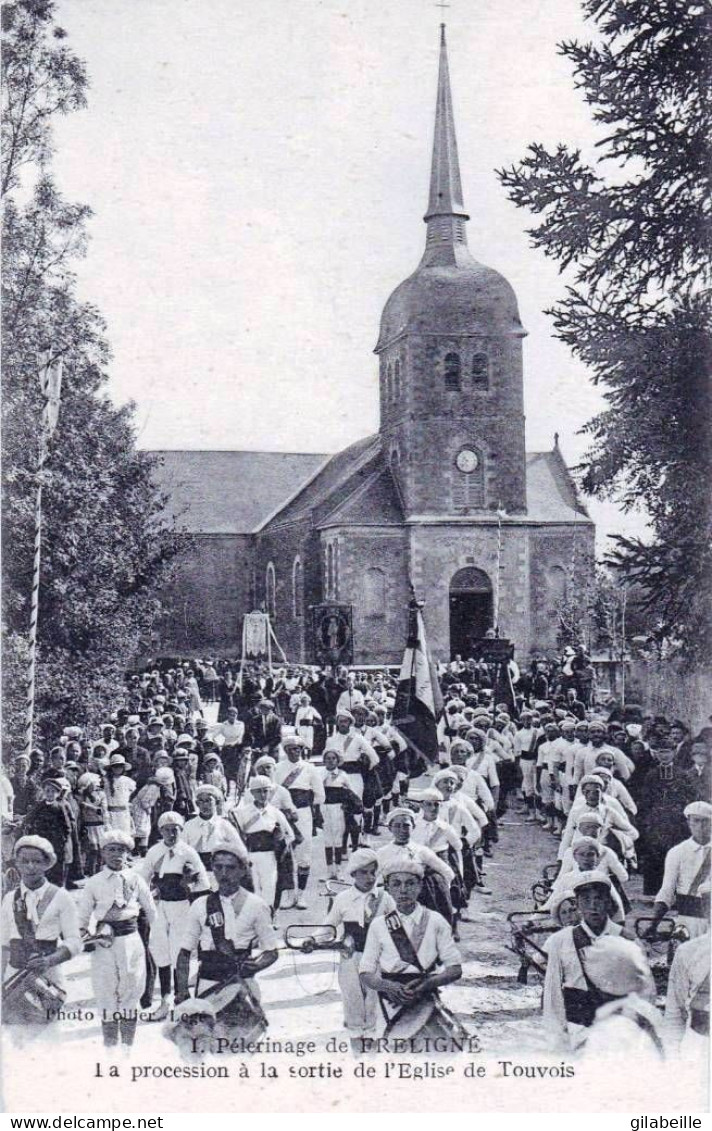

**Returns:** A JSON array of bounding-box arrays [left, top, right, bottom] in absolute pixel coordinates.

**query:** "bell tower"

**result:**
[[376, 25, 528, 519]]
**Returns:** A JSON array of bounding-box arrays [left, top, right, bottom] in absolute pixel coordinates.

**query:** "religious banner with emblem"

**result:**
[[311, 604, 353, 667], [243, 611, 270, 657]]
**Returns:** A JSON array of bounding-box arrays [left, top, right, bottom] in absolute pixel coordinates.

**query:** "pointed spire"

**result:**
[[421, 25, 470, 266]]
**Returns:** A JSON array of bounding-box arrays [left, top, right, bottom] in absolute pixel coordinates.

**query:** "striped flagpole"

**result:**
[[23, 436, 47, 758], [23, 351, 63, 758]]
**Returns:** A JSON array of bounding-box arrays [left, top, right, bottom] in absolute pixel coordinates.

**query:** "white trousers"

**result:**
[[250, 850, 278, 909], [293, 808, 313, 869], [91, 932, 144, 1013], [149, 900, 188, 967], [520, 760, 536, 797], [323, 803, 346, 849], [338, 953, 377, 1033]]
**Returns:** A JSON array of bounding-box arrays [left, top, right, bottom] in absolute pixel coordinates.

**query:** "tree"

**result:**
[[498, 0, 712, 662], [2, 0, 183, 750]]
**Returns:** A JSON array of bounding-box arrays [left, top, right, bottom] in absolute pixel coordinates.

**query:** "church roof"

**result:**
[[526, 450, 592, 523], [150, 450, 328, 534], [318, 466, 404, 529], [257, 434, 382, 530]]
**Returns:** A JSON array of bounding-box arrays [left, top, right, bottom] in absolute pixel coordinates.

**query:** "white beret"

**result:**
[[248, 775, 273, 791], [684, 801, 712, 819], [571, 869, 611, 893], [14, 835, 57, 867], [345, 848, 379, 876], [580, 775, 604, 788], [418, 788, 442, 803], [100, 829, 134, 851], [154, 767, 174, 785], [572, 836, 602, 854], [576, 810, 603, 827], [253, 756, 276, 770], [282, 734, 306, 748], [432, 769, 458, 786], [382, 855, 424, 879], [584, 936, 651, 996], [385, 807, 416, 827], [77, 772, 102, 791], [210, 840, 249, 864], [550, 888, 577, 922], [334, 709, 354, 722], [195, 784, 222, 801], [592, 766, 613, 779], [158, 811, 184, 829]]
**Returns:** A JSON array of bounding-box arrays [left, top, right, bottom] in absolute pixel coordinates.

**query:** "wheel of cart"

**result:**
[[634, 915, 690, 1004], [530, 861, 561, 908], [506, 909, 558, 983]]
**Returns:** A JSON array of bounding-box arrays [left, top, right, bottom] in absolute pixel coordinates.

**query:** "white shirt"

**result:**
[[1, 881, 82, 986], [137, 838, 209, 889], [77, 866, 155, 930], [231, 800, 294, 844], [273, 759, 325, 804], [657, 838, 711, 909], [411, 816, 461, 856], [360, 904, 460, 976], [326, 886, 395, 938], [180, 888, 278, 955], [664, 933, 711, 1051], [542, 919, 628, 1048], [183, 815, 248, 861]]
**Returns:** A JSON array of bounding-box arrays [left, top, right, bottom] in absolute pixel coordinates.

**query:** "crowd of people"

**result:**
[[1, 650, 709, 1065]]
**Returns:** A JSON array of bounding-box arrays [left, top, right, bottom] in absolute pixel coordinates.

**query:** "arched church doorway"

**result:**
[[449, 567, 493, 659]]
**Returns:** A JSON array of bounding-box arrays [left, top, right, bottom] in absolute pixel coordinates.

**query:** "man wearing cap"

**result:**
[[648, 802, 712, 940], [1, 836, 82, 1021], [303, 848, 395, 1041], [22, 776, 76, 886], [171, 741, 197, 821], [324, 710, 379, 854], [184, 786, 248, 884], [575, 721, 634, 782], [77, 829, 156, 1048], [360, 857, 462, 1041], [543, 870, 649, 1050], [175, 843, 279, 1023], [582, 937, 663, 1060], [249, 699, 282, 756], [560, 774, 638, 864], [230, 776, 294, 910], [273, 735, 325, 908], [137, 813, 209, 1021], [210, 706, 246, 792]]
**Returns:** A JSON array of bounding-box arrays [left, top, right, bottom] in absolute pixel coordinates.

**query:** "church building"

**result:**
[[152, 28, 594, 666]]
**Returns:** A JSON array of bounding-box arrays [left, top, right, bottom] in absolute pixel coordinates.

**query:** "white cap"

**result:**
[[99, 829, 134, 851], [345, 848, 379, 876], [584, 936, 651, 996], [158, 811, 184, 829], [14, 835, 57, 868], [685, 801, 712, 819], [571, 869, 611, 893]]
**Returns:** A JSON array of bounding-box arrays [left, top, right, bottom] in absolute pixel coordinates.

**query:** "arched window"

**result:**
[[265, 562, 276, 621], [444, 352, 461, 390], [386, 362, 393, 402], [390, 446, 401, 476], [333, 541, 340, 600], [326, 543, 334, 598], [547, 565, 568, 612], [472, 352, 490, 389], [363, 567, 386, 618], [394, 358, 401, 400], [292, 556, 303, 619]]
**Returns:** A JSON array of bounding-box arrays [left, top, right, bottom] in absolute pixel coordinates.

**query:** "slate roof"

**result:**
[[149, 450, 328, 534], [526, 450, 592, 523], [150, 442, 591, 534]]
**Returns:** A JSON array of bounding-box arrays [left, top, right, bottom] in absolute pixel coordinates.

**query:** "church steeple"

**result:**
[[422, 25, 470, 267]]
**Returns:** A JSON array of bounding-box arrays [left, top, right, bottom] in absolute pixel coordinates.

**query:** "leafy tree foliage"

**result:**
[[498, 0, 712, 661], [2, 0, 183, 750]]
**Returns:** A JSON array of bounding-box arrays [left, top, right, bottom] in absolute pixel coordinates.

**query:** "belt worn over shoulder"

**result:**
[[107, 806, 128, 812], [342, 764, 364, 776], [382, 971, 423, 985]]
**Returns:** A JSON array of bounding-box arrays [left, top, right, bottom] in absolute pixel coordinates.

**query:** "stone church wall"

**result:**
[[408, 523, 532, 663], [529, 524, 596, 655], [155, 534, 252, 656], [327, 528, 410, 666]]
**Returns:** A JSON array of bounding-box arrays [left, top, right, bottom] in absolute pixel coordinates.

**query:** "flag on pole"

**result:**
[[392, 597, 443, 768]]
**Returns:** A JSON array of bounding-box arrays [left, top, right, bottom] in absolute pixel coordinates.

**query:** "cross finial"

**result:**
[[436, 0, 450, 17]]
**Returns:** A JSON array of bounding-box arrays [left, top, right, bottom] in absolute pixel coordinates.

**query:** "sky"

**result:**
[[51, 0, 647, 547]]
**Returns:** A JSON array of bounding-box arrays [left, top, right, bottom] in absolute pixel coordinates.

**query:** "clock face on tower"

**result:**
[[455, 447, 479, 474]]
